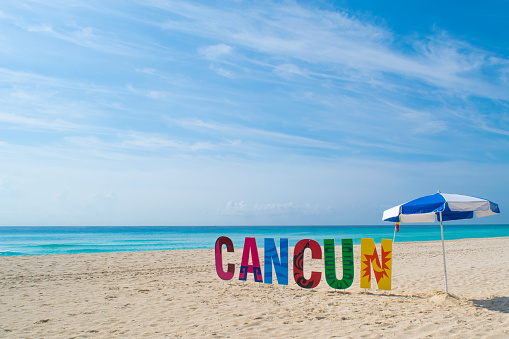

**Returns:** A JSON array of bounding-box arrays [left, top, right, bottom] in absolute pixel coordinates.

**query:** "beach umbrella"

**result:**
[[382, 191, 500, 293]]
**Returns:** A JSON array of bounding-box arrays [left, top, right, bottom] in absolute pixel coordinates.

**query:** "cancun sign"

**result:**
[[215, 237, 392, 290]]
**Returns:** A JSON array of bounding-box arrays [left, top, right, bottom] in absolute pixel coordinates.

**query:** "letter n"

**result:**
[[323, 239, 354, 289], [360, 238, 392, 290], [215, 236, 235, 280], [264, 238, 288, 285], [239, 237, 263, 282]]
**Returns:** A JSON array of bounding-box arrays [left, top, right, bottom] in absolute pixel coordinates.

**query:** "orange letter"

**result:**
[[360, 238, 392, 290]]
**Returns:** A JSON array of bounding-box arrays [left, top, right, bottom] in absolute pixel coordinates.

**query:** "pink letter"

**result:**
[[215, 236, 235, 280], [239, 237, 263, 282]]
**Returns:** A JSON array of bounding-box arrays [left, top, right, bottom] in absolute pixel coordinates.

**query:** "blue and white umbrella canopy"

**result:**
[[383, 192, 500, 223], [382, 191, 500, 294]]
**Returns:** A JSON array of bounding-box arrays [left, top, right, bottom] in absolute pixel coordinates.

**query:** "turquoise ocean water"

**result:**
[[1, 225, 508, 256]]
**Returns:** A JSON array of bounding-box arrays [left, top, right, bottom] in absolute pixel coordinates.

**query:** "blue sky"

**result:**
[[1, 0, 508, 226]]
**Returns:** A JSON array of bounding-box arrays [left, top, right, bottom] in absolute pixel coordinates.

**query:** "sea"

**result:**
[[1, 224, 508, 256]]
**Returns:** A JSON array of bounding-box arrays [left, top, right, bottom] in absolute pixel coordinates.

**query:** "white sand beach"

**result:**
[[1, 237, 508, 338]]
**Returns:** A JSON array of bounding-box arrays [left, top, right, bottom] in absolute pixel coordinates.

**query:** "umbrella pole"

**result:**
[[439, 212, 449, 294], [393, 225, 397, 243]]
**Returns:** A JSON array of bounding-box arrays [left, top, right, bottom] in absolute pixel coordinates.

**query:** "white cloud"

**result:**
[[0, 175, 9, 192], [136, 67, 157, 74], [219, 200, 247, 216], [219, 200, 331, 217], [172, 118, 345, 151], [199, 43, 233, 60], [198, 44, 237, 78], [120, 132, 215, 151], [274, 63, 307, 78], [209, 65, 237, 79], [26, 23, 53, 32], [0, 112, 81, 131], [152, 1, 509, 100]]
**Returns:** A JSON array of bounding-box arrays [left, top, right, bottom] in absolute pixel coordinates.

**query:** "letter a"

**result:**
[[360, 238, 392, 290], [239, 237, 263, 282], [264, 238, 288, 285], [323, 239, 354, 289]]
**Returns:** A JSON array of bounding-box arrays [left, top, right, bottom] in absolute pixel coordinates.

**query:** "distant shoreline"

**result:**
[[2, 225, 508, 256]]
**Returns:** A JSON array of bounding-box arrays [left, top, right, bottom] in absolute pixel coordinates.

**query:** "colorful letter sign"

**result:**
[[239, 237, 263, 282], [324, 238, 354, 289], [214, 236, 393, 292], [264, 238, 289, 285], [360, 238, 392, 290], [215, 236, 235, 280], [293, 239, 322, 289]]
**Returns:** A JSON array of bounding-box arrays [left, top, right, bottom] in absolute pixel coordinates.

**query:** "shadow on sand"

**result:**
[[471, 296, 509, 313]]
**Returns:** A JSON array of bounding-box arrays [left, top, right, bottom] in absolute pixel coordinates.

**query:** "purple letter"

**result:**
[[215, 236, 235, 280]]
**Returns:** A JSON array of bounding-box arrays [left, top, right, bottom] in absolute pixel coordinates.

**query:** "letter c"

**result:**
[[215, 236, 235, 280], [293, 239, 322, 288]]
